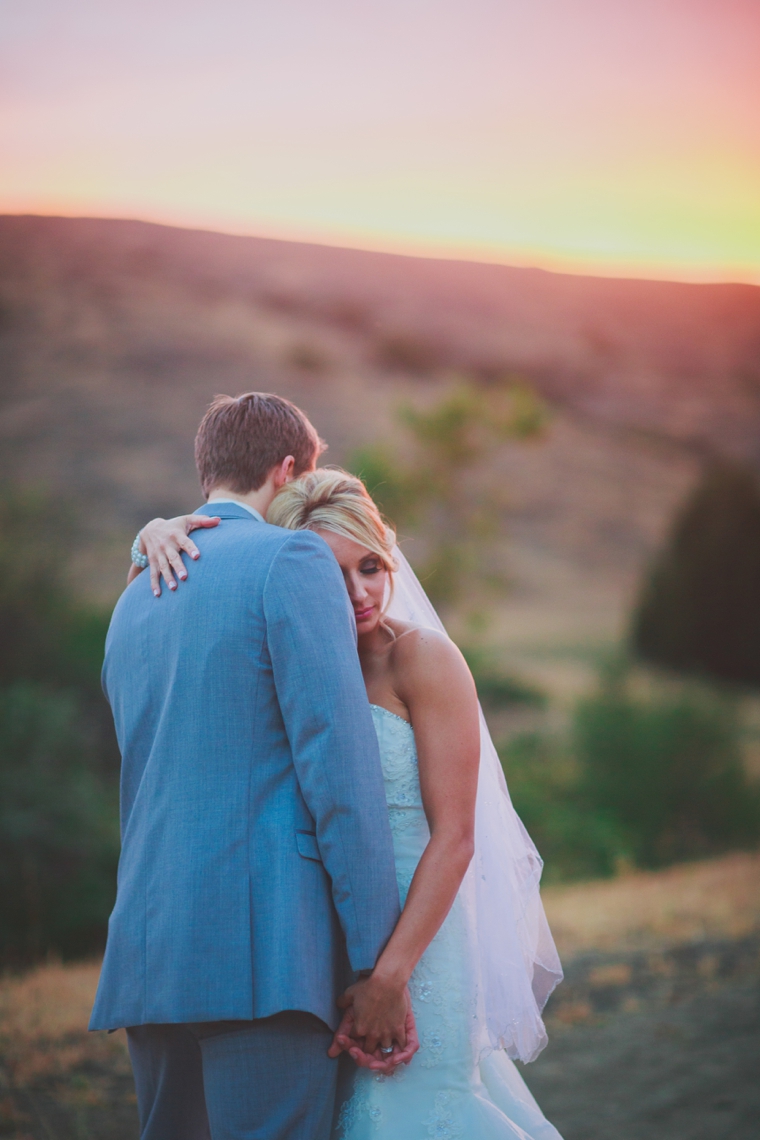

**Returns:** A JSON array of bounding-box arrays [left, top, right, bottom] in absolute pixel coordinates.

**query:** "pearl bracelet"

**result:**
[[130, 533, 149, 569]]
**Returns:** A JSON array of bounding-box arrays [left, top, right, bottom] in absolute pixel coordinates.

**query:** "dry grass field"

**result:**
[[0, 963, 135, 1139], [543, 849, 760, 955], [1, 851, 758, 1140]]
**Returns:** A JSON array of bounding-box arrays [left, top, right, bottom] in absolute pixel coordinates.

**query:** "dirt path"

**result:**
[[523, 936, 760, 1140]]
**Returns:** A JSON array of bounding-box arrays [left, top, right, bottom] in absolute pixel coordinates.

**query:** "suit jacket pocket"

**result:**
[[296, 830, 322, 862]]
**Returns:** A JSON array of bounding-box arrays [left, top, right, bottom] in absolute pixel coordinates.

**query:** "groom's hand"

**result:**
[[329, 1002, 419, 1073], [341, 974, 409, 1055], [327, 975, 419, 1070]]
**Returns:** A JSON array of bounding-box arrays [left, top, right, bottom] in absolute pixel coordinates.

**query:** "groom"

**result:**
[[91, 393, 411, 1139]]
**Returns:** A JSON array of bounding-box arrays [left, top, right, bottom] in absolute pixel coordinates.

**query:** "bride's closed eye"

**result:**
[[360, 558, 383, 576]]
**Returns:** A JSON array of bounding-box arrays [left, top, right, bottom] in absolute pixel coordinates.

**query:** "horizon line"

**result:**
[[4, 208, 760, 290]]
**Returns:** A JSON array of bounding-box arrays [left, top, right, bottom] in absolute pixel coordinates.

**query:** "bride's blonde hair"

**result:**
[[268, 467, 397, 573]]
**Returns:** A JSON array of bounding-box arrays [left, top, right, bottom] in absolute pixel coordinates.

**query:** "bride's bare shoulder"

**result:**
[[383, 618, 446, 652], [385, 620, 472, 696]]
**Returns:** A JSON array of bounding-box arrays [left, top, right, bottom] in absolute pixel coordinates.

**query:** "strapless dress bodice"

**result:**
[[370, 704, 425, 835]]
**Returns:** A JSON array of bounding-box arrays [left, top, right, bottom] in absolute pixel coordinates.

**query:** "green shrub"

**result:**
[[0, 684, 119, 964], [500, 668, 760, 882], [0, 484, 119, 964], [574, 672, 760, 867], [0, 486, 110, 693], [500, 731, 629, 882], [632, 461, 760, 686]]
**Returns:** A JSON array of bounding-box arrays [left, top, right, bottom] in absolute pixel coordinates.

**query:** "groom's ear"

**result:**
[[275, 455, 296, 487]]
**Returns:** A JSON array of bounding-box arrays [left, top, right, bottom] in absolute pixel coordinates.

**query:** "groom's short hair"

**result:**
[[195, 392, 326, 497]]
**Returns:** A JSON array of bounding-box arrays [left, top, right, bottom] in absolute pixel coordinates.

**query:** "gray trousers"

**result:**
[[126, 1012, 338, 1140]]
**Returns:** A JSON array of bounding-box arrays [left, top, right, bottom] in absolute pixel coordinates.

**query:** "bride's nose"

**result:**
[[347, 570, 369, 604]]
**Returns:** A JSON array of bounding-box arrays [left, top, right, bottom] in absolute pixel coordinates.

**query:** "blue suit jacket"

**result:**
[[90, 503, 400, 1031]]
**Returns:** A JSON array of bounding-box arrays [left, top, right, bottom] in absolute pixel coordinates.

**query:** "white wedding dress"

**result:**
[[333, 704, 563, 1140]]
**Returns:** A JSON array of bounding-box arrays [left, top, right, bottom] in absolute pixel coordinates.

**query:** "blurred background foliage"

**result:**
[[349, 378, 547, 604], [632, 461, 760, 687], [0, 485, 118, 967], [501, 665, 760, 884]]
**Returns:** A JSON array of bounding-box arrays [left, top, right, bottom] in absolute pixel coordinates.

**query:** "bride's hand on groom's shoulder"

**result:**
[[134, 514, 220, 596], [327, 979, 419, 1073]]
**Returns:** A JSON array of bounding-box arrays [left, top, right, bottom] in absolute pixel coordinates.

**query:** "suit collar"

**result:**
[[195, 501, 263, 522]]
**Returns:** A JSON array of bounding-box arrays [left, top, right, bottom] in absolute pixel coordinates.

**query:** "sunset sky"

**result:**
[[2, 0, 759, 282]]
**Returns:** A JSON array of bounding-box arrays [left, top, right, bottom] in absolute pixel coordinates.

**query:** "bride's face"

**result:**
[[313, 530, 387, 637]]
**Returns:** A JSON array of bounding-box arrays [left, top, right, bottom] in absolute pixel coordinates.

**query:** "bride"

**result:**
[[134, 467, 564, 1140]]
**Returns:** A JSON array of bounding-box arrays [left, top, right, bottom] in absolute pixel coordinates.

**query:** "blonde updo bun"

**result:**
[[268, 467, 396, 572]]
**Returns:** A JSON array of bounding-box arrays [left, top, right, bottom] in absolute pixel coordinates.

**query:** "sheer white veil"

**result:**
[[386, 546, 563, 1063]]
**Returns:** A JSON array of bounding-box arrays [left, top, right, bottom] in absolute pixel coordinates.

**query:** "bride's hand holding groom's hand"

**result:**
[[330, 1002, 419, 1075], [327, 975, 419, 1074]]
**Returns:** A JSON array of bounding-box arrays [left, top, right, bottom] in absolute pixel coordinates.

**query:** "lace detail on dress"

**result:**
[[370, 705, 423, 837], [410, 898, 472, 1070], [368, 704, 412, 729], [424, 1090, 465, 1139], [335, 1062, 407, 1135]]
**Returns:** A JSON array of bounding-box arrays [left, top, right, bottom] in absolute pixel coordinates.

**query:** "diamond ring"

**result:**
[[379, 1046, 394, 1055]]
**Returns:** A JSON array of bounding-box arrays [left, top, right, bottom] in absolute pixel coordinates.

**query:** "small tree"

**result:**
[[350, 380, 546, 604], [632, 461, 760, 686]]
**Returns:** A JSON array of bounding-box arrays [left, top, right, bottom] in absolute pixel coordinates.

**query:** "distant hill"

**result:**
[[1, 214, 758, 619]]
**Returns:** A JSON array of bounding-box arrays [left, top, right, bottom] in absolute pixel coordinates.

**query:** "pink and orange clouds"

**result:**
[[2, 0, 759, 281]]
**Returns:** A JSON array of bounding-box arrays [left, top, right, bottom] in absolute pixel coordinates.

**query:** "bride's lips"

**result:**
[[354, 605, 375, 623]]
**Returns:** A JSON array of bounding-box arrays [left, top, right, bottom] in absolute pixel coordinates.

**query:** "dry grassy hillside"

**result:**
[[1, 215, 758, 661]]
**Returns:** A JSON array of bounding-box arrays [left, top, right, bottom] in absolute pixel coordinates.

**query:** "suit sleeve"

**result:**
[[263, 530, 400, 971]]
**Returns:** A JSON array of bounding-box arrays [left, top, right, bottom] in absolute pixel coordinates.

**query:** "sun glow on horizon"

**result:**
[[2, 0, 759, 285]]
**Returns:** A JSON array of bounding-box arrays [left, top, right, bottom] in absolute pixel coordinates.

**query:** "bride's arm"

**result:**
[[335, 631, 479, 1068], [128, 514, 220, 595], [372, 630, 480, 985]]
